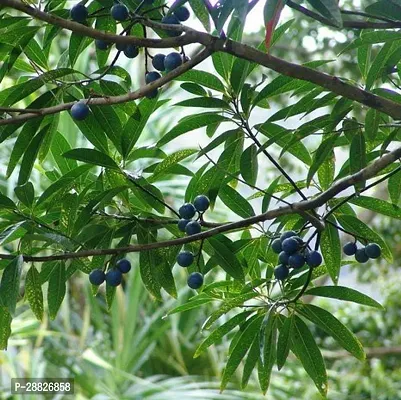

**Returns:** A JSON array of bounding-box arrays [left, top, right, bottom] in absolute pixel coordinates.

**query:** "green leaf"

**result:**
[[219, 185, 255, 218], [47, 261, 66, 320], [0, 306, 12, 350], [306, 0, 342, 27], [207, 236, 245, 281], [150, 149, 197, 181], [194, 311, 252, 358], [175, 69, 225, 92], [366, 41, 395, 90], [305, 286, 384, 309], [317, 150, 335, 191], [258, 314, 277, 394], [388, 169, 401, 205], [349, 131, 366, 190], [203, 291, 260, 329], [347, 196, 401, 219], [157, 113, 229, 147], [240, 144, 258, 187], [0, 256, 23, 315], [220, 315, 263, 391], [297, 304, 365, 360], [174, 97, 230, 109], [25, 265, 44, 321], [63, 149, 120, 170], [290, 315, 328, 397], [0, 192, 17, 210], [14, 182, 34, 208], [277, 314, 294, 370], [241, 332, 260, 389], [336, 214, 392, 262], [320, 218, 341, 284], [307, 134, 338, 186], [365, 109, 380, 142], [168, 294, 215, 316], [17, 126, 48, 185]]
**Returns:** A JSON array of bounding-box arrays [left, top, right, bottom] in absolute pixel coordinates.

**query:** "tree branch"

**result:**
[[2, 144, 401, 263], [2, 0, 401, 123], [0, 46, 214, 125]]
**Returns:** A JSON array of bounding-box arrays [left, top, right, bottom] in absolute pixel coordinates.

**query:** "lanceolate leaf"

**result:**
[[297, 304, 365, 360], [290, 315, 328, 397], [220, 314, 264, 391], [25, 264, 44, 321], [0, 306, 12, 350], [277, 314, 294, 370], [306, 0, 342, 28], [194, 311, 253, 358], [47, 261, 66, 320], [0, 256, 23, 315], [320, 217, 341, 284], [305, 286, 384, 309], [63, 149, 120, 170]]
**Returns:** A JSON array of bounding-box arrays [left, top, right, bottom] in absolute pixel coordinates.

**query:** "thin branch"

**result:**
[[324, 164, 401, 220], [1, 145, 401, 262], [0, 46, 214, 126], [3, 0, 401, 123]]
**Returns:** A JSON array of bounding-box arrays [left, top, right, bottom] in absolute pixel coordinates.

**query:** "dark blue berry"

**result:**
[[71, 101, 90, 120], [105, 269, 122, 286], [161, 15, 181, 37], [145, 71, 161, 84], [365, 243, 381, 259], [185, 221, 201, 235], [289, 253, 305, 269], [280, 230, 297, 242], [152, 54, 166, 71], [124, 44, 139, 58], [306, 251, 322, 268], [193, 195, 210, 212], [176, 251, 194, 267], [281, 237, 299, 254], [274, 264, 289, 280], [278, 251, 289, 265], [343, 241, 357, 256], [179, 203, 196, 219], [111, 4, 129, 21], [178, 219, 190, 232], [271, 239, 282, 254], [116, 258, 131, 273], [164, 52, 183, 71], [70, 4, 88, 23], [174, 6, 190, 21], [355, 248, 369, 263], [187, 272, 203, 289], [146, 89, 159, 99], [95, 39, 109, 50], [89, 269, 105, 285], [116, 42, 127, 51]]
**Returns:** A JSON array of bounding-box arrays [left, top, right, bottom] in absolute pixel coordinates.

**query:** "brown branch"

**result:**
[[1, 0, 213, 48], [0, 46, 214, 125], [221, 40, 401, 120], [2, 0, 401, 125], [324, 346, 401, 359], [1, 144, 401, 262]]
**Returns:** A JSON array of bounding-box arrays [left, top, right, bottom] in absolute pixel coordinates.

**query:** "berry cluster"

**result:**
[[271, 231, 323, 281], [176, 195, 210, 290], [89, 258, 131, 287], [69, 2, 191, 118], [343, 241, 381, 263], [177, 195, 209, 236]]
